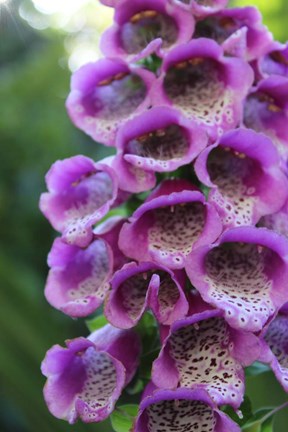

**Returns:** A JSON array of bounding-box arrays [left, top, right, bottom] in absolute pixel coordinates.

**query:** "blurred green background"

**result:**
[[0, 0, 287, 430]]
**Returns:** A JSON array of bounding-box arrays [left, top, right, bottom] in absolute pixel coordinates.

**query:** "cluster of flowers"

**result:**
[[40, 0, 288, 430]]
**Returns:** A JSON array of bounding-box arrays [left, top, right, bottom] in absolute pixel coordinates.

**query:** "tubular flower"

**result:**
[[100, 0, 195, 62], [194, 7, 272, 61], [45, 237, 113, 318], [259, 312, 288, 392], [259, 198, 288, 239], [105, 261, 188, 328], [119, 180, 222, 269], [152, 310, 260, 408], [134, 387, 241, 432], [115, 106, 208, 173], [172, 0, 228, 18], [153, 39, 254, 141], [40, 0, 288, 426], [186, 227, 288, 332], [93, 216, 129, 271], [41, 325, 141, 424], [258, 41, 288, 78], [66, 59, 156, 146], [40, 155, 118, 248], [244, 76, 288, 158], [195, 128, 288, 228]]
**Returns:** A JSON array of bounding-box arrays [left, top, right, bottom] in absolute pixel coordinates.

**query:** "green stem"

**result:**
[[260, 400, 288, 423]]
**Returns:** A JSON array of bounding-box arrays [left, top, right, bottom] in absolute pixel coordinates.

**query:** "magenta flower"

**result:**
[[259, 312, 288, 392], [260, 198, 288, 239], [172, 0, 228, 18], [195, 128, 288, 228], [66, 59, 156, 146], [153, 38, 254, 141], [99, 0, 117, 6], [45, 237, 113, 318], [135, 387, 241, 432], [152, 310, 259, 409], [115, 106, 208, 173], [258, 41, 288, 78], [119, 179, 222, 269], [105, 261, 188, 328], [194, 7, 272, 61], [40, 155, 118, 247], [94, 216, 129, 271], [109, 154, 157, 193], [100, 0, 195, 62], [244, 76, 288, 158], [186, 227, 288, 332], [41, 325, 141, 423]]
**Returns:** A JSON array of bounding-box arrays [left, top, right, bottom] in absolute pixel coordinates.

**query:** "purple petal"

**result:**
[[194, 7, 272, 61], [259, 198, 288, 239], [100, 0, 195, 62], [40, 156, 118, 247], [88, 325, 141, 385], [259, 314, 288, 392], [105, 262, 188, 328], [190, 0, 229, 17], [66, 59, 156, 146], [93, 216, 129, 271], [119, 181, 222, 269], [116, 106, 208, 172], [195, 128, 288, 228], [153, 38, 253, 140], [99, 0, 117, 6], [244, 76, 288, 158], [45, 237, 113, 318], [152, 310, 259, 408], [135, 387, 241, 432], [109, 154, 157, 193], [42, 336, 126, 423], [186, 227, 288, 331], [258, 41, 288, 78]]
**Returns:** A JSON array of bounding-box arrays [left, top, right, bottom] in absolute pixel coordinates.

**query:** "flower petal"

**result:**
[[42, 326, 140, 423], [100, 0, 195, 61], [45, 238, 113, 318], [153, 38, 253, 140], [152, 310, 259, 408], [194, 7, 272, 61], [40, 156, 118, 247], [244, 76, 288, 158], [105, 262, 188, 328], [116, 106, 208, 173], [135, 387, 241, 432], [195, 128, 288, 228], [186, 227, 288, 331], [66, 59, 156, 146], [258, 41, 288, 78], [119, 181, 222, 269], [260, 314, 288, 392]]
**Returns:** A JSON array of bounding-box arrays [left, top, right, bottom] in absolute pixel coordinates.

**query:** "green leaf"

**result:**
[[85, 314, 108, 332], [110, 404, 139, 432], [136, 313, 159, 380], [245, 362, 270, 377], [199, 184, 210, 199], [101, 205, 130, 222], [126, 378, 144, 395], [242, 408, 275, 432], [261, 416, 274, 432]]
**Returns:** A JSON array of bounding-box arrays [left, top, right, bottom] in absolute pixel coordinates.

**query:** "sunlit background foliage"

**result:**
[[0, 0, 287, 430]]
